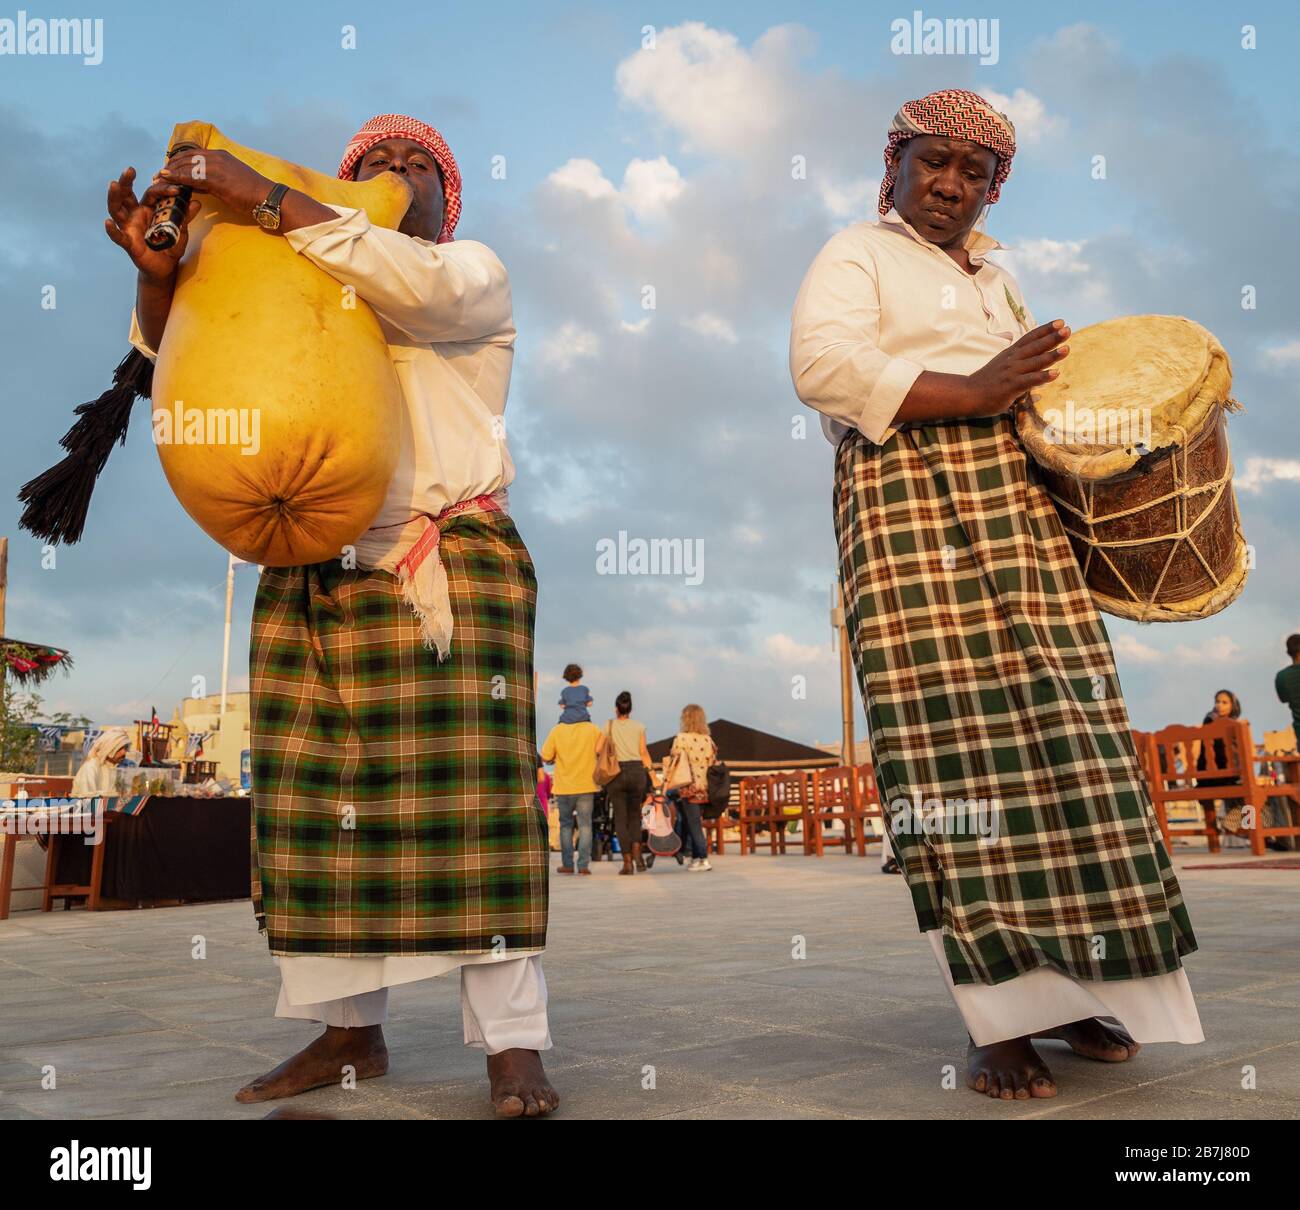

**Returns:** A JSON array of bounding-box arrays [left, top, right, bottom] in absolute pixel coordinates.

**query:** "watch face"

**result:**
[[255, 206, 279, 230]]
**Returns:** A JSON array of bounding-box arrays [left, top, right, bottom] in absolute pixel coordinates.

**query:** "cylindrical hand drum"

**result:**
[[149, 121, 411, 566], [1015, 315, 1247, 623]]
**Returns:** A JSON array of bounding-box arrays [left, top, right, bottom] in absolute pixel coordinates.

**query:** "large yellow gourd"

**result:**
[[150, 121, 411, 566]]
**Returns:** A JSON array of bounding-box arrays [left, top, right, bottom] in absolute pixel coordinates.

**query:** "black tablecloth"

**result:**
[[54, 796, 251, 903]]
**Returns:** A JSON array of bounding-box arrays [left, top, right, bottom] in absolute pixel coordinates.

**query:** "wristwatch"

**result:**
[[252, 183, 290, 231]]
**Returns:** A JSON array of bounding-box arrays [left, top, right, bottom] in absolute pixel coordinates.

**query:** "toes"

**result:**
[[969, 1069, 989, 1093], [1012, 1071, 1030, 1100], [1030, 1069, 1057, 1098], [494, 1093, 526, 1118]]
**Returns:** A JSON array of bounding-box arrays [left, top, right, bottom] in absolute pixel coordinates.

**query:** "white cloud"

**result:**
[[1173, 636, 1242, 663], [615, 21, 805, 155], [546, 155, 685, 224], [1261, 340, 1300, 367], [818, 177, 878, 221], [980, 87, 1066, 146], [1115, 632, 1242, 667], [1003, 237, 1091, 276], [763, 633, 828, 664], [685, 312, 738, 343], [1113, 634, 1161, 663], [536, 321, 600, 372], [1236, 457, 1300, 493], [997, 238, 1112, 313], [622, 156, 685, 221], [547, 158, 618, 202]]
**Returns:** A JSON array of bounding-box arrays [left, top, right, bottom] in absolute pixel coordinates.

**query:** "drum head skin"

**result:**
[[1014, 315, 1246, 622], [1016, 315, 1232, 482]]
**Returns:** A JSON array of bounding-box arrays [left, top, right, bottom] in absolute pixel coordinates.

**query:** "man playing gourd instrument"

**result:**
[[106, 114, 556, 1117], [790, 89, 1203, 1100]]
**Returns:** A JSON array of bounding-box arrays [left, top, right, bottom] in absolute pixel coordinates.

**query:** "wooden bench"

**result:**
[[1141, 719, 1300, 856]]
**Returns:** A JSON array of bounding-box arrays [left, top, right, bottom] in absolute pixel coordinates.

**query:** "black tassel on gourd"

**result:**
[[18, 348, 153, 545]]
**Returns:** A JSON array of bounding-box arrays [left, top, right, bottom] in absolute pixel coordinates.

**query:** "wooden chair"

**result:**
[[806, 766, 863, 856], [736, 774, 803, 855], [732, 776, 767, 855], [766, 772, 812, 854], [1143, 719, 1298, 857], [1254, 729, 1300, 853], [850, 763, 891, 859]]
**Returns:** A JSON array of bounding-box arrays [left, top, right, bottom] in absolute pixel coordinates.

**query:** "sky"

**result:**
[[2, 0, 1298, 749]]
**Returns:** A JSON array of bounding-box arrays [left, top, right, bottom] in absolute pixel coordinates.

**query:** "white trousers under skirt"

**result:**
[[273, 952, 552, 1055], [924, 930, 1203, 1047]]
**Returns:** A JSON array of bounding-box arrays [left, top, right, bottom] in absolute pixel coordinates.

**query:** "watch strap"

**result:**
[[262, 182, 289, 210]]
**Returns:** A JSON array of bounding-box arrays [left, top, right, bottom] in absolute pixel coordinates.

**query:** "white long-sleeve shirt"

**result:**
[[129, 204, 517, 522], [789, 206, 1036, 446]]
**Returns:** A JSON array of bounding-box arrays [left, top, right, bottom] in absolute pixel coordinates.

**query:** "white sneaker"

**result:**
[[686, 858, 702, 870], [696, 859, 713, 871]]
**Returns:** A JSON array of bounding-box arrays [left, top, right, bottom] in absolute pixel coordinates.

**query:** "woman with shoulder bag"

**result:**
[[602, 691, 657, 875], [666, 704, 717, 871]]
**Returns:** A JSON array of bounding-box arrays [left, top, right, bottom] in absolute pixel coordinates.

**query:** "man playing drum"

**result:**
[[107, 114, 557, 1117], [790, 88, 1203, 1100]]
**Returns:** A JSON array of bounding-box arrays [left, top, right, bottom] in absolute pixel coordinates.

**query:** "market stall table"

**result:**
[[0, 795, 251, 915]]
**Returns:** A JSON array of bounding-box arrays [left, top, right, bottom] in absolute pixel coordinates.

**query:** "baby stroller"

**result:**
[[640, 782, 680, 869]]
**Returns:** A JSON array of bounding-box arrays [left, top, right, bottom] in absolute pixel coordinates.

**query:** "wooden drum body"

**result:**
[[1016, 315, 1247, 623]]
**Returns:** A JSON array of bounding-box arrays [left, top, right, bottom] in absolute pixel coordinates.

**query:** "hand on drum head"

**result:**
[[967, 320, 1071, 416], [104, 166, 200, 284]]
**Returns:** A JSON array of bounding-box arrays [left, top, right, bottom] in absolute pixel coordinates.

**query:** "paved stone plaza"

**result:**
[[2, 850, 1298, 1119]]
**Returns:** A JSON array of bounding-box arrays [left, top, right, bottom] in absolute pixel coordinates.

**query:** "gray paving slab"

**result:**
[[1, 849, 1297, 1118]]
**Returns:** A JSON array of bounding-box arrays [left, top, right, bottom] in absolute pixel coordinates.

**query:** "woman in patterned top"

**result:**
[[667, 704, 718, 872]]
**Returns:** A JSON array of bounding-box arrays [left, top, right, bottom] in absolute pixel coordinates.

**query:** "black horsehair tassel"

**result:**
[[17, 348, 154, 546]]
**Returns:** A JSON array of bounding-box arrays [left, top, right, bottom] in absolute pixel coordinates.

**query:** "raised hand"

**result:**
[[967, 320, 1071, 415], [104, 166, 200, 282]]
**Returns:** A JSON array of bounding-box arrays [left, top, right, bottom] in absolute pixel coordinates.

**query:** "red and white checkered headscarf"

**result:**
[[337, 114, 462, 243], [878, 89, 1016, 217]]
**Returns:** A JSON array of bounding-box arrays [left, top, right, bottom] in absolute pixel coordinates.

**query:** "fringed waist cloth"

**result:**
[[833, 416, 1197, 987], [249, 494, 547, 957]]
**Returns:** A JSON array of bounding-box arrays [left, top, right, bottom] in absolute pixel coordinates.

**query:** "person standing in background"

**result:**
[[1275, 636, 1300, 750], [541, 715, 606, 875], [666, 705, 717, 872], [536, 753, 557, 852], [603, 691, 657, 875]]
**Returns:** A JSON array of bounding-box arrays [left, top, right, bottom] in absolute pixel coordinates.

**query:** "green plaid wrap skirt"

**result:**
[[834, 416, 1197, 987], [249, 510, 548, 957]]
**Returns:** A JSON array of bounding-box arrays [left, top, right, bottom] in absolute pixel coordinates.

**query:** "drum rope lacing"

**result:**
[[1040, 398, 1245, 621]]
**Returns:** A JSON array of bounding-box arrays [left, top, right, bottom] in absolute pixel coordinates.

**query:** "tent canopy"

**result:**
[[646, 718, 835, 764]]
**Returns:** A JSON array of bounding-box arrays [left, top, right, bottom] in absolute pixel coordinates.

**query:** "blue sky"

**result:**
[[2, 1, 1298, 748]]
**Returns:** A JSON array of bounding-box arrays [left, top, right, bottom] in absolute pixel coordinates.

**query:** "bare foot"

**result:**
[[235, 1025, 389, 1104], [966, 1035, 1057, 1100], [1038, 1017, 1140, 1062], [487, 1048, 559, 1117]]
